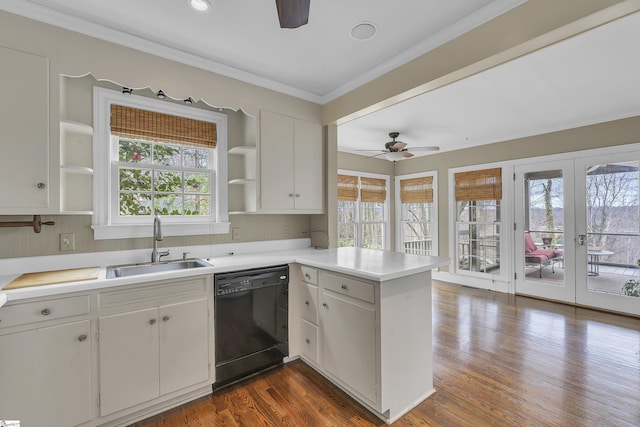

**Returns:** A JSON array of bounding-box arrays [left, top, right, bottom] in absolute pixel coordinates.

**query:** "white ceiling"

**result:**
[[2, 1, 639, 161], [0, 0, 524, 102], [338, 11, 640, 159]]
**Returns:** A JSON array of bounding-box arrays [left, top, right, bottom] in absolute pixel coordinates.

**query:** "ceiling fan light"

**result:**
[[383, 152, 406, 161], [392, 141, 407, 150]]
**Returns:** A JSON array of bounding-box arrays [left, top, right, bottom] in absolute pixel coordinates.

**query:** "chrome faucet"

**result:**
[[151, 214, 169, 263]]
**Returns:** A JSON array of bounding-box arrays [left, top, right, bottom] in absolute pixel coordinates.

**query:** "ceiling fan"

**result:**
[[275, 0, 311, 29], [361, 132, 440, 161]]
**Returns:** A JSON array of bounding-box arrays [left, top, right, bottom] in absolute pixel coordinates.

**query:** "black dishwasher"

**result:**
[[213, 265, 289, 389]]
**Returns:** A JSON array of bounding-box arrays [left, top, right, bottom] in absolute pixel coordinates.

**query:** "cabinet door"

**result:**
[[260, 110, 295, 211], [0, 320, 92, 426], [159, 298, 209, 395], [0, 45, 50, 211], [99, 308, 160, 416], [293, 119, 323, 211], [321, 291, 377, 405]]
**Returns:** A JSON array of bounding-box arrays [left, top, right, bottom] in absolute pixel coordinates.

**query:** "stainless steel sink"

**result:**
[[106, 259, 211, 279]]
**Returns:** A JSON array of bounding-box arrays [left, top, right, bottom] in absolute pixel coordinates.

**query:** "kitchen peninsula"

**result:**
[[0, 242, 447, 426]]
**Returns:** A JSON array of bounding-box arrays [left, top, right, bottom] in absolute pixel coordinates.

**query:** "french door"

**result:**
[[515, 152, 640, 316]]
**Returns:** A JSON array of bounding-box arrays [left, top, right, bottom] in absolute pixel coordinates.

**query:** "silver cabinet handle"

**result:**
[[305, 338, 310, 344], [37, 182, 46, 189], [295, 194, 300, 197], [305, 301, 310, 306], [304, 273, 311, 280], [41, 308, 51, 316], [78, 334, 87, 342], [149, 319, 156, 325], [288, 193, 294, 197], [341, 284, 348, 290], [322, 302, 328, 308], [162, 315, 171, 322]]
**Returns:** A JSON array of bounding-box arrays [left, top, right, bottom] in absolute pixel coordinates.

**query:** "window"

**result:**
[[454, 167, 502, 274], [397, 173, 437, 255], [337, 171, 389, 250], [93, 87, 229, 239]]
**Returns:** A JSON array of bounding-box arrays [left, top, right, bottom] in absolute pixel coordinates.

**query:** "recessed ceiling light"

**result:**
[[350, 22, 376, 41], [189, 0, 210, 13]]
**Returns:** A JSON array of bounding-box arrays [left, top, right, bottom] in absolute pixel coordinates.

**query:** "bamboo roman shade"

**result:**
[[110, 104, 217, 148], [337, 174, 358, 201], [455, 167, 502, 201], [360, 177, 387, 203], [400, 176, 434, 203]]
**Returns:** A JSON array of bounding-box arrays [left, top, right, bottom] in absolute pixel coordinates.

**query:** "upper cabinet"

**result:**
[[0, 45, 51, 213], [227, 110, 258, 214], [260, 110, 323, 213]]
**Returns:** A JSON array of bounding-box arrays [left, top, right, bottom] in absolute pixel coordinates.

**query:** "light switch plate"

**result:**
[[232, 227, 240, 241], [60, 233, 75, 251]]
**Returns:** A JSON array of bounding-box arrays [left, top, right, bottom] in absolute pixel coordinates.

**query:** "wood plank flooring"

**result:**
[[132, 281, 640, 427]]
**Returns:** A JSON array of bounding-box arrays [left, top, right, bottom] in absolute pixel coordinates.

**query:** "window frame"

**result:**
[[92, 87, 229, 239], [395, 171, 438, 256], [448, 164, 507, 280], [337, 170, 390, 250]]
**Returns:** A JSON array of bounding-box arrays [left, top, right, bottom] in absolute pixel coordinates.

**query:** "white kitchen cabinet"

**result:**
[[320, 273, 377, 406], [0, 320, 92, 426], [159, 299, 209, 395], [99, 297, 209, 416], [259, 110, 323, 213], [99, 307, 160, 416], [298, 267, 320, 365], [295, 264, 434, 424], [0, 45, 50, 213]]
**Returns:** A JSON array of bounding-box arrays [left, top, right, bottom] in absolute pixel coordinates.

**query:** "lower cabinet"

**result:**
[[320, 290, 376, 405], [297, 266, 379, 408], [296, 265, 434, 423], [99, 298, 209, 416], [0, 320, 92, 426]]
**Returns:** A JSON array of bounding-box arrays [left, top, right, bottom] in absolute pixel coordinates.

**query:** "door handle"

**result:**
[[577, 234, 586, 246]]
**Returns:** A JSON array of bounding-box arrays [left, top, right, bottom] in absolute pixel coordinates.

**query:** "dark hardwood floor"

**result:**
[[132, 281, 640, 426]]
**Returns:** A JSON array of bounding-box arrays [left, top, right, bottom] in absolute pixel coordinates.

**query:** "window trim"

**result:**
[[337, 169, 390, 250], [395, 171, 438, 256], [92, 87, 229, 240]]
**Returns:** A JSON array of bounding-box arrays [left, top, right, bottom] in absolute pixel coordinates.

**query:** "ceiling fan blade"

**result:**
[[409, 146, 440, 151], [402, 152, 415, 158], [391, 141, 407, 150], [275, 0, 310, 28]]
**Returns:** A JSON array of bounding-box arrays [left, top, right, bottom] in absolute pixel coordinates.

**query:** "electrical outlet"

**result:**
[[60, 233, 76, 251], [282, 225, 289, 238], [232, 227, 240, 241]]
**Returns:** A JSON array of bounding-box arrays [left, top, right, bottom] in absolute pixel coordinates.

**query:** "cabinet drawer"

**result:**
[[0, 295, 89, 329], [300, 265, 318, 285], [299, 282, 318, 323], [321, 272, 375, 304], [300, 319, 318, 364]]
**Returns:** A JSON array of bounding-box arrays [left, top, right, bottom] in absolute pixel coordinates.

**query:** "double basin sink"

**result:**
[[106, 259, 211, 279]]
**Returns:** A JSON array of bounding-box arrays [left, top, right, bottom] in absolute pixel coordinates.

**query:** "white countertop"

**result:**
[[0, 245, 447, 305]]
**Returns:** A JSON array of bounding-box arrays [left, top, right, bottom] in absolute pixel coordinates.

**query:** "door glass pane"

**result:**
[[585, 161, 640, 296], [524, 170, 565, 285]]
